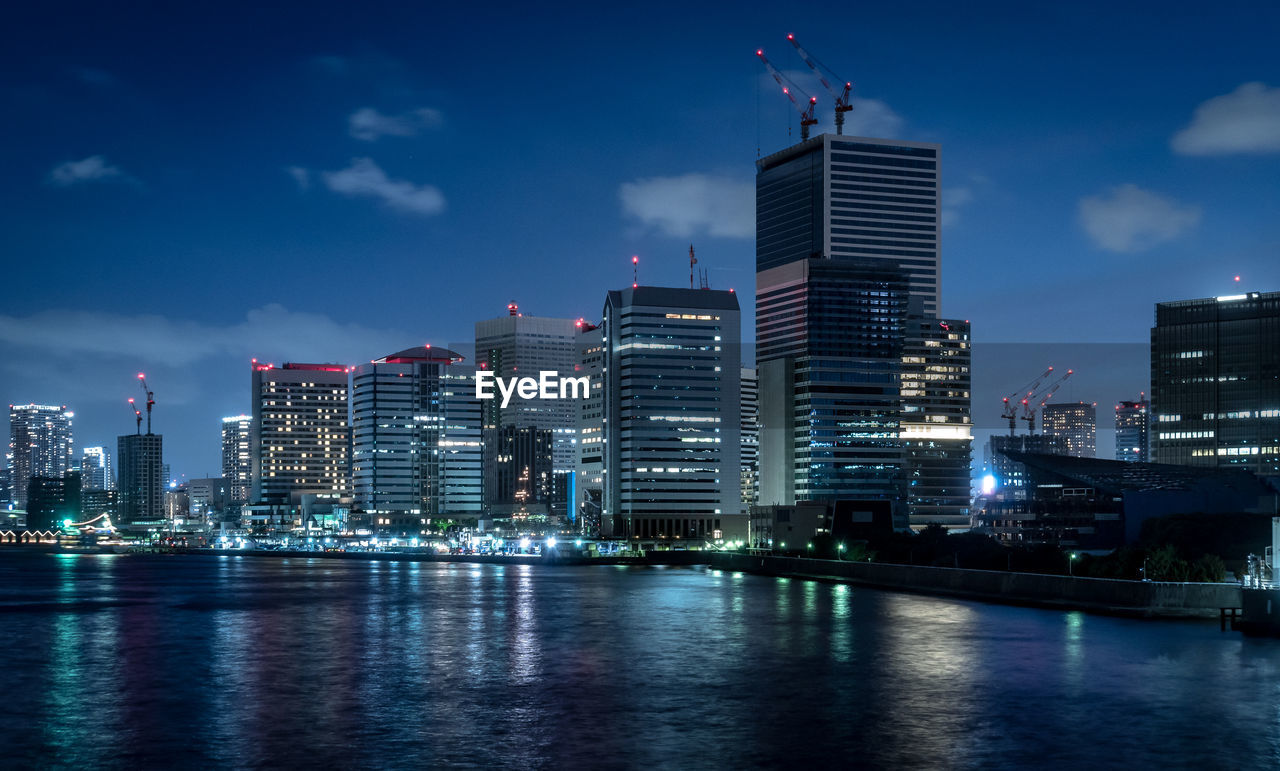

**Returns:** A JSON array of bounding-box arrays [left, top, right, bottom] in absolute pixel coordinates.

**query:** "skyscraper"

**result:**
[[1042, 402, 1097, 458], [574, 321, 605, 534], [901, 318, 972, 527], [250, 362, 351, 504], [1151, 291, 1280, 474], [220, 415, 252, 503], [601, 286, 743, 541], [1115, 399, 1150, 463], [756, 134, 941, 315], [351, 347, 483, 535], [757, 258, 908, 507], [81, 446, 112, 491], [475, 308, 580, 519], [740, 367, 758, 507], [8, 404, 74, 509], [117, 432, 164, 529]]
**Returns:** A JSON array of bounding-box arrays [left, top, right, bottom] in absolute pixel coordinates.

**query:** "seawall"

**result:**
[[709, 553, 1242, 619]]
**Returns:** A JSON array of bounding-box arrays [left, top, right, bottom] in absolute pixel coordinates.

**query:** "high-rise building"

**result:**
[[574, 321, 605, 535], [487, 425, 554, 517], [351, 347, 483, 535], [901, 318, 972, 527], [756, 134, 941, 316], [601, 286, 743, 541], [250, 362, 351, 505], [740, 367, 759, 507], [1151, 291, 1280, 474], [188, 477, 230, 525], [117, 432, 164, 529], [81, 446, 112, 491], [475, 308, 580, 519], [220, 415, 252, 503], [1042, 402, 1097, 458], [26, 472, 81, 531], [757, 258, 908, 508], [8, 404, 74, 509], [1115, 399, 1150, 463]]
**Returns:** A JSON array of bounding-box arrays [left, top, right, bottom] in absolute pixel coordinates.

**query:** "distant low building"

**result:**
[[1115, 399, 1150, 463]]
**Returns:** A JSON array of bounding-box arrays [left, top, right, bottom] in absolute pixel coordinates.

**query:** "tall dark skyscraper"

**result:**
[[756, 132, 962, 528], [1115, 399, 1150, 463], [117, 432, 163, 529], [757, 134, 940, 314], [1151, 290, 1280, 474], [901, 318, 972, 527]]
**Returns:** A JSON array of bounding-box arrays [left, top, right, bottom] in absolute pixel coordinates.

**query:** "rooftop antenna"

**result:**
[[632, 255, 639, 288], [138, 373, 154, 434], [127, 398, 141, 435]]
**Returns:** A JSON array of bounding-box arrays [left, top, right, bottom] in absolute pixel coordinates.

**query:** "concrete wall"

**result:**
[[711, 553, 1242, 617]]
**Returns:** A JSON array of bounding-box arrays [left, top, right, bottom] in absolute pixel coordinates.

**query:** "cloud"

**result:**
[[619, 173, 753, 239], [843, 97, 905, 139], [0, 304, 407, 368], [348, 107, 443, 141], [1171, 82, 1280, 156], [47, 155, 129, 186], [941, 187, 973, 227], [321, 157, 445, 215], [1078, 184, 1200, 253], [286, 166, 310, 190]]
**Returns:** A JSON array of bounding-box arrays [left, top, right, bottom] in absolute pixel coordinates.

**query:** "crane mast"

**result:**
[[1020, 369, 1074, 434], [757, 49, 819, 141], [1000, 366, 1053, 435], [786, 34, 853, 134], [138, 373, 155, 434], [127, 398, 142, 435]]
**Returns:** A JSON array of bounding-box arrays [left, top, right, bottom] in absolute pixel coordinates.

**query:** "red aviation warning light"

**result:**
[[757, 48, 819, 141], [787, 33, 854, 135]]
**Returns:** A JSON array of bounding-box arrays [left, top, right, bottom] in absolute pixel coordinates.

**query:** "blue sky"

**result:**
[[3, 1, 1279, 477]]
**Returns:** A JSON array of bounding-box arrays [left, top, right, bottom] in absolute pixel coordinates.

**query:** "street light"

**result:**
[[1069, 552, 1079, 577], [838, 543, 846, 561]]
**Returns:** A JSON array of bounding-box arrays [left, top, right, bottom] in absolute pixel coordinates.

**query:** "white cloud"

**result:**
[[47, 155, 128, 186], [619, 173, 753, 239], [1078, 184, 1200, 253], [286, 166, 311, 190], [842, 97, 905, 139], [1172, 82, 1280, 156], [941, 187, 974, 227], [321, 157, 445, 215], [0, 304, 407, 367], [348, 107, 443, 141]]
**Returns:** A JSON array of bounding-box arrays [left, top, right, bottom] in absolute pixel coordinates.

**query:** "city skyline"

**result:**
[[3, 2, 1279, 476]]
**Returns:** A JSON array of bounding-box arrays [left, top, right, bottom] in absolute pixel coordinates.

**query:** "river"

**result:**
[[1, 552, 1278, 769]]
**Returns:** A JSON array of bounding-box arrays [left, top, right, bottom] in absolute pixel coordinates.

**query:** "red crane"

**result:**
[[127, 397, 142, 435], [786, 34, 853, 135], [1020, 369, 1074, 434], [138, 373, 155, 434], [757, 49, 818, 141], [1000, 366, 1054, 435]]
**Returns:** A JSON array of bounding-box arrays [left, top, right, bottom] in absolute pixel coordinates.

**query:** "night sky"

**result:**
[[3, 1, 1278, 478]]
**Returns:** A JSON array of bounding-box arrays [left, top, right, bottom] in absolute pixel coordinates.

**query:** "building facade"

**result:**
[[756, 134, 941, 316], [1115, 399, 1150, 463], [1151, 291, 1280, 475], [1042, 402, 1097, 458], [221, 415, 252, 503], [757, 258, 908, 509], [81, 446, 112, 491], [901, 317, 972, 527], [250, 362, 351, 505], [117, 432, 164, 529], [601, 287, 743, 541], [351, 347, 483, 535], [574, 321, 605, 535], [740, 367, 758, 507], [8, 404, 74, 509], [475, 309, 580, 520]]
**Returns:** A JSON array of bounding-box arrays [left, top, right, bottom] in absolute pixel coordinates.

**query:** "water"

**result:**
[[1, 552, 1278, 769]]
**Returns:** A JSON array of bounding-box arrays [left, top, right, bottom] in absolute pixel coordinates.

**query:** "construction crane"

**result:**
[[1000, 366, 1054, 435], [127, 398, 142, 435], [137, 373, 155, 434], [786, 34, 853, 135], [757, 49, 818, 141], [1020, 369, 1074, 434]]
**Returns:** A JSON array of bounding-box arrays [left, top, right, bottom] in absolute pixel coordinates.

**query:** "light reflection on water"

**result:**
[[1, 553, 1279, 769]]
